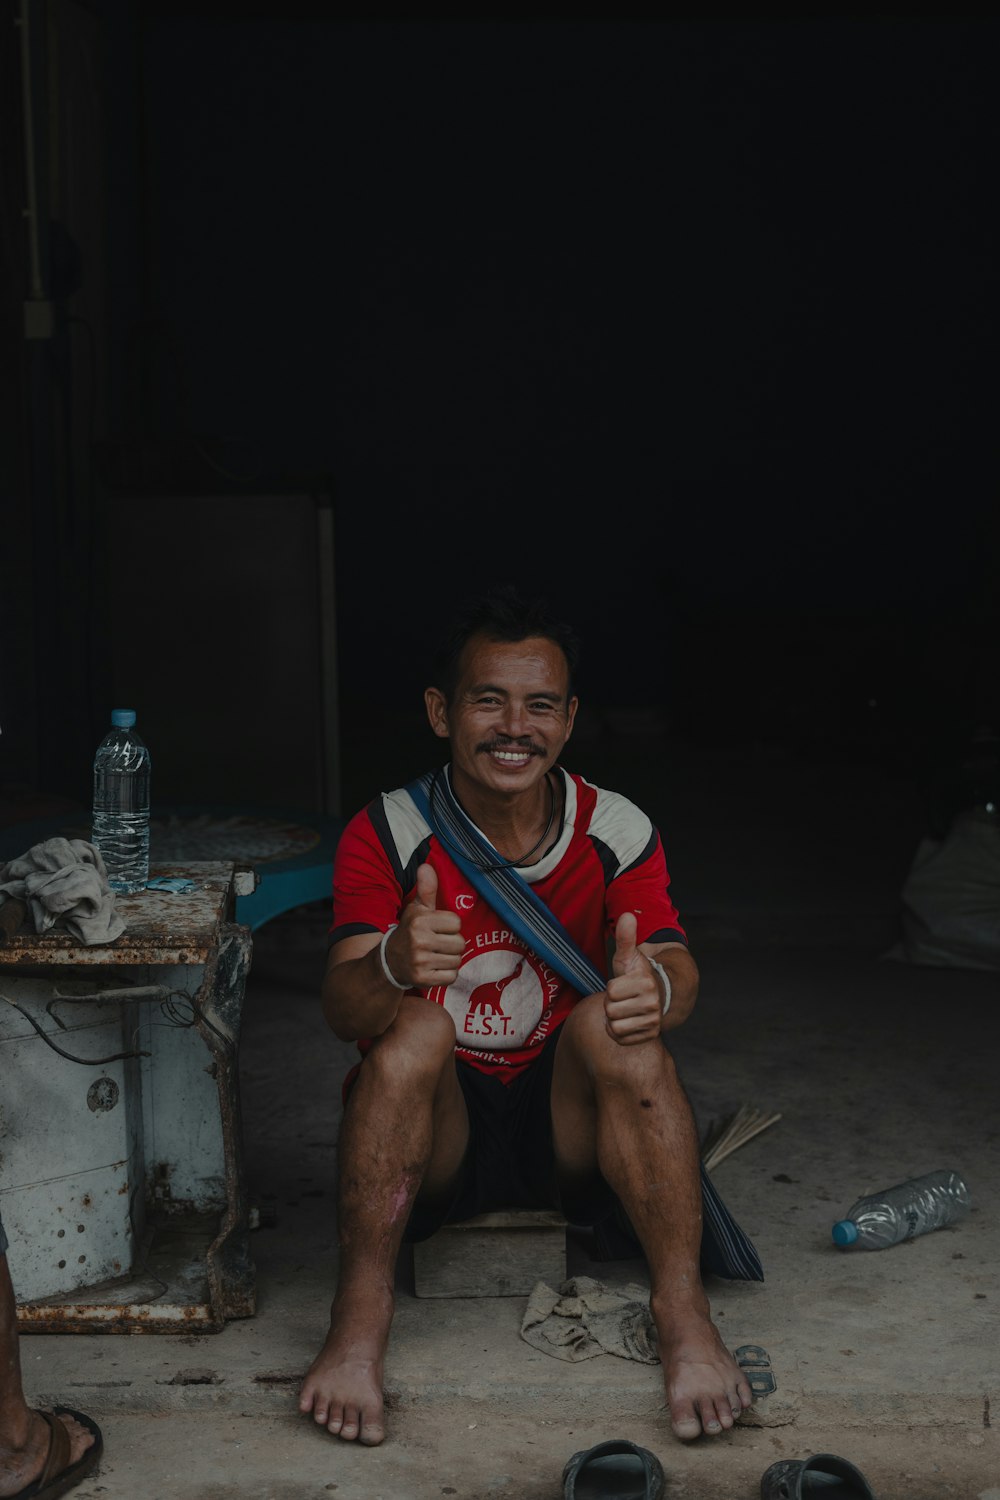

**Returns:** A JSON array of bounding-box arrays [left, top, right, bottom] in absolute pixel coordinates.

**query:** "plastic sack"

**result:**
[[889, 808, 1000, 972]]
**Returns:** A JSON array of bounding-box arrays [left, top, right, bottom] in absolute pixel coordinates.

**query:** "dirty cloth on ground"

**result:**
[[520, 1275, 659, 1364], [0, 838, 125, 944]]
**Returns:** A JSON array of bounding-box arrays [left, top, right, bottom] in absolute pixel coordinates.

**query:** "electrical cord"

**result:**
[[1, 993, 150, 1064], [4, 982, 233, 1063]]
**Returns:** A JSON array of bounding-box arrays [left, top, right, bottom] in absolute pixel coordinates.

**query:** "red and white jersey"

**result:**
[[330, 767, 687, 1083]]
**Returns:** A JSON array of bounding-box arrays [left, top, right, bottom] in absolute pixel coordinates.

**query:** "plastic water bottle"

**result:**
[[92, 709, 151, 894], [832, 1169, 971, 1250]]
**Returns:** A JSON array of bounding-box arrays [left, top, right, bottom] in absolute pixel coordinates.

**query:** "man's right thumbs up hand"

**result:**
[[383, 863, 465, 989]]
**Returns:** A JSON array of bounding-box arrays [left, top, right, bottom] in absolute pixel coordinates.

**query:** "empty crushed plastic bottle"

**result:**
[[832, 1169, 971, 1250]]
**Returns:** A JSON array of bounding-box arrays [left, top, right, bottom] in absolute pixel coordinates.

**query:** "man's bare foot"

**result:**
[[652, 1297, 753, 1441], [298, 1286, 393, 1446], [0, 1408, 97, 1497]]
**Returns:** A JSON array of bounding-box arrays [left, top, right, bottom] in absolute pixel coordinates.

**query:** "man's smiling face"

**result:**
[[425, 633, 578, 799]]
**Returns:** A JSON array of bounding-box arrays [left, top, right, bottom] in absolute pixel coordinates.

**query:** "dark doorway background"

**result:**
[[3, 5, 997, 866]]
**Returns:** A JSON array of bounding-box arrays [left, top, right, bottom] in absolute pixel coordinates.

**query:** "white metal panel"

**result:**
[[1, 1167, 134, 1300], [138, 963, 226, 1213], [0, 979, 145, 1299]]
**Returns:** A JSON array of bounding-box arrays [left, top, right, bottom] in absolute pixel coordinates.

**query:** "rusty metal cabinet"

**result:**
[[0, 862, 255, 1332]]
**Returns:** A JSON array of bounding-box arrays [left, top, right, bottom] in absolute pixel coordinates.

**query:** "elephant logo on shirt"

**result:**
[[432, 946, 547, 1049], [467, 961, 524, 1018]]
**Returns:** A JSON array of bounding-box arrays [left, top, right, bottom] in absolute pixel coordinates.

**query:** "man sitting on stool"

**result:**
[[299, 586, 759, 1447]]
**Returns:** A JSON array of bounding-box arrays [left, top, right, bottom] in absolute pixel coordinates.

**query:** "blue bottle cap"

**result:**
[[111, 709, 136, 728], [832, 1220, 859, 1246]]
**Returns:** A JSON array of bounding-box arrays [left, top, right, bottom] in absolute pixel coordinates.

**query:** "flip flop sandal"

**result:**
[[735, 1343, 777, 1397], [13, 1406, 104, 1500], [760, 1453, 877, 1499], [562, 1439, 666, 1500]]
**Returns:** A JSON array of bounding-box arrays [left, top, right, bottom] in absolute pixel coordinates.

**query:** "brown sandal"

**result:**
[[12, 1407, 103, 1500]]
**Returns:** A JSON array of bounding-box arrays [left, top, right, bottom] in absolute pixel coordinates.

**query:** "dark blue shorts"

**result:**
[[344, 1023, 616, 1244]]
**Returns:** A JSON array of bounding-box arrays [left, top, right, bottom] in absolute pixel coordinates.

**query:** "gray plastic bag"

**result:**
[[890, 808, 1000, 972]]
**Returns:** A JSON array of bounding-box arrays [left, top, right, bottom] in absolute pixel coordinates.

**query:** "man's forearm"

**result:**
[[649, 942, 700, 1031], [322, 946, 406, 1042]]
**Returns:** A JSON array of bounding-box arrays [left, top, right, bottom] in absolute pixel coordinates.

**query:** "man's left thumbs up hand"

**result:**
[[605, 911, 665, 1046]]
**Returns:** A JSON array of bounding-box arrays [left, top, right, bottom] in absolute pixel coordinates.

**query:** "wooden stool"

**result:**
[[412, 1209, 568, 1298]]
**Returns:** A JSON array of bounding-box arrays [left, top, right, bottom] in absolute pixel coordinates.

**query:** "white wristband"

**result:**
[[648, 957, 672, 1016], [378, 925, 407, 990]]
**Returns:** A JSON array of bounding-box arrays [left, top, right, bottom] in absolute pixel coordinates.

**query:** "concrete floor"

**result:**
[[12, 733, 1000, 1498]]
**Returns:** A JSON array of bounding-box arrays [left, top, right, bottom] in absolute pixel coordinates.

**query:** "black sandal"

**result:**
[[760, 1453, 876, 1500], [562, 1439, 665, 1500]]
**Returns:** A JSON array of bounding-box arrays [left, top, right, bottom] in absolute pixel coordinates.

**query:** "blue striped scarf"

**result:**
[[407, 767, 764, 1283]]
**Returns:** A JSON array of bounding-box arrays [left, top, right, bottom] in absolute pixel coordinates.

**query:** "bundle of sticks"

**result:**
[[700, 1102, 782, 1172]]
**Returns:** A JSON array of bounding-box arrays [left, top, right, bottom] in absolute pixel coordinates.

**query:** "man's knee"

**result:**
[[363, 998, 457, 1085], [561, 994, 677, 1086], [560, 991, 608, 1048]]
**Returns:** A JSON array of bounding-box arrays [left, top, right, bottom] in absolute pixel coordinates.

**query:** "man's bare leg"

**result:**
[[0, 1255, 96, 1497], [298, 1000, 468, 1445], [550, 996, 753, 1442]]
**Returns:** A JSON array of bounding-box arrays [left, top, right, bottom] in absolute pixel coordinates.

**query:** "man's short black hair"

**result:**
[[431, 585, 580, 703]]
